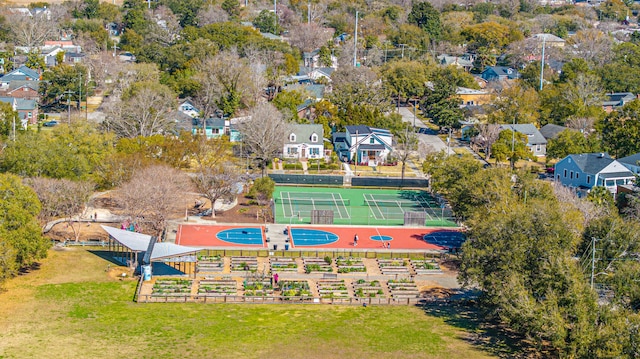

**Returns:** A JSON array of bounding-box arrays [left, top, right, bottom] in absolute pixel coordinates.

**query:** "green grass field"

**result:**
[[274, 186, 457, 227], [0, 248, 496, 359]]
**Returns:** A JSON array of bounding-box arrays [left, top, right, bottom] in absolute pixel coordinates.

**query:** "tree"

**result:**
[[116, 164, 193, 237], [0, 102, 19, 138], [247, 176, 275, 206], [288, 23, 333, 55], [407, 1, 442, 40], [546, 129, 601, 159], [394, 128, 419, 182], [40, 64, 89, 109], [329, 66, 390, 112], [420, 75, 463, 129], [461, 21, 521, 52], [25, 177, 94, 242], [473, 123, 501, 160], [104, 81, 177, 138], [193, 50, 263, 117], [25, 50, 46, 71], [196, 4, 229, 25], [380, 60, 430, 109], [487, 83, 540, 125], [568, 29, 614, 67], [491, 129, 532, 167], [0, 173, 48, 288], [237, 103, 290, 176], [190, 136, 238, 218], [7, 10, 59, 47], [601, 100, 640, 158], [221, 0, 240, 18], [562, 73, 607, 120], [253, 10, 280, 35]]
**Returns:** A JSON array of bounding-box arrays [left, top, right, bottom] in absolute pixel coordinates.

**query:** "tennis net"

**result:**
[[364, 199, 425, 208], [278, 198, 350, 206]]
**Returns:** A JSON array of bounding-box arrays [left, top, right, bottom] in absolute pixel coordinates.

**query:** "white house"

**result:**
[[499, 123, 547, 157], [618, 152, 640, 175], [333, 125, 393, 166], [283, 124, 324, 160], [554, 153, 635, 195], [178, 99, 200, 118]]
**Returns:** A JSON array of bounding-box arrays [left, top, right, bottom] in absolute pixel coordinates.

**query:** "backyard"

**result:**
[[0, 248, 499, 359]]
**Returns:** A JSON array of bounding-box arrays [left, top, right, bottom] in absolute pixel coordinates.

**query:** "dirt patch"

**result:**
[[192, 195, 271, 224]]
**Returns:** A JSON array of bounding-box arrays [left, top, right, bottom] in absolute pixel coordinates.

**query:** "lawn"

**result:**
[[0, 248, 495, 359]]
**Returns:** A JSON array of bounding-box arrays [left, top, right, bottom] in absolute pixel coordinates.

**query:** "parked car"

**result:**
[[43, 120, 59, 127]]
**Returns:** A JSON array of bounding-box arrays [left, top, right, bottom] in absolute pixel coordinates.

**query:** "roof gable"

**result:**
[[618, 152, 640, 167], [289, 124, 323, 143]]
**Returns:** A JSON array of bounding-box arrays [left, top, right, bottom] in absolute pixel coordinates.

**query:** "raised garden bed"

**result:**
[[411, 259, 442, 275], [230, 256, 259, 272], [303, 257, 333, 273], [197, 255, 224, 273], [335, 257, 367, 274], [352, 279, 385, 298], [387, 279, 419, 299], [280, 280, 312, 298], [377, 258, 411, 275], [269, 257, 298, 272], [152, 278, 193, 296], [243, 278, 275, 297], [317, 279, 349, 298], [198, 279, 238, 296]]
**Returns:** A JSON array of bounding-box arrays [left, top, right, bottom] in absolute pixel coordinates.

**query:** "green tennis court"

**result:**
[[273, 186, 456, 227]]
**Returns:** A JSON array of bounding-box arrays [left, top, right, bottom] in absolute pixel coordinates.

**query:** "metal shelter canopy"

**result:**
[[101, 225, 202, 263]]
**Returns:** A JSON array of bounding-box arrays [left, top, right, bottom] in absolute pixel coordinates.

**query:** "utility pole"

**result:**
[[147, 0, 151, 8], [353, 11, 358, 67], [591, 237, 598, 289], [12, 115, 15, 142], [412, 99, 417, 128], [400, 44, 406, 59], [539, 36, 546, 91], [64, 90, 74, 124], [112, 43, 119, 57], [78, 73, 82, 112], [511, 116, 516, 169], [307, 0, 310, 25], [354, 129, 358, 174], [274, 0, 277, 32]]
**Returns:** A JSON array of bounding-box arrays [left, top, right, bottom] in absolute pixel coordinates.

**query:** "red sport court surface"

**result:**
[[175, 224, 460, 250]]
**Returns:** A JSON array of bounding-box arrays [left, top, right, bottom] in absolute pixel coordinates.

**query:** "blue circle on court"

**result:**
[[423, 231, 466, 248], [290, 228, 338, 246], [370, 235, 393, 241], [216, 228, 263, 245]]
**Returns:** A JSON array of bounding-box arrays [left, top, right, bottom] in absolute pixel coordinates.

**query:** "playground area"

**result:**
[[273, 186, 456, 227]]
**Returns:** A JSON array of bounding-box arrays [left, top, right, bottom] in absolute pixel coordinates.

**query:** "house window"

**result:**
[[570, 171, 573, 179], [576, 173, 579, 179], [587, 176, 591, 184], [287, 148, 298, 154], [311, 134, 318, 142], [564, 169, 567, 177], [536, 144, 541, 152], [27, 112, 31, 118], [370, 138, 375, 144], [289, 133, 296, 142], [310, 148, 319, 156]]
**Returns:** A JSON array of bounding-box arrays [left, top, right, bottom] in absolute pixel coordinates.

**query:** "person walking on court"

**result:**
[[354, 234, 358, 247]]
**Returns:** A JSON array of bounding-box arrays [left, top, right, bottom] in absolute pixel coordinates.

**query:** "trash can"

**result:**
[[273, 244, 278, 250], [285, 244, 289, 250]]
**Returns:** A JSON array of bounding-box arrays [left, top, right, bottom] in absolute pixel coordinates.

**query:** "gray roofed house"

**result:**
[[554, 153, 635, 195], [618, 152, 640, 175], [500, 123, 547, 156], [284, 124, 324, 160], [539, 124, 569, 140], [0, 65, 40, 84], [436, 54, 474, 72], [333, 125, 393, 165], [530, 33, 566, 47], [481, 66, 520, 82], [603, 92, 637, 112], [192, 117, 226, 139]]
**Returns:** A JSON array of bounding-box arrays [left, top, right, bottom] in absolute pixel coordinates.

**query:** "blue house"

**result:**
[[481, 66, 520, 82], [192, 118, 225, 139], [555, 153, 635, 195], [618, 152, 640, 175]]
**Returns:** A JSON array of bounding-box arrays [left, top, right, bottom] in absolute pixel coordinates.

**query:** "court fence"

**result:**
[[196, 249, 446, 259], [351, 177, 429, 188], [269, 173, 344, 185], [137, 294, 428, 305]]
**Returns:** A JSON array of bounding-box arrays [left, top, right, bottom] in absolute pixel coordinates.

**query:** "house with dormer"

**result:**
[[283, 124, 324, 160], [333, 125, 393, 166], [554, 153, 635, 195], [602, 92, 637, 113], [0, 66, 40, 85], [178, 98, 200, 118], [481, 66, 520, 82], [192, 118, 225, 139]]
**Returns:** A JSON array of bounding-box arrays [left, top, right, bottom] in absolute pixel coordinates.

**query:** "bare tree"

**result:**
[[192, 162, 241, 218], [238, 103, 290, 176], [104, 82, 177, 138], [330, 66, 389, 111], [117, 165, 193, 237], [7, 11, 59, 48], [563, 73, 606, 116], [25, 177, 94, 242], [146, 6, 182, 46], [475, 124, 501, 160], [394, 128, 420, 182], [553, 182, 607, 233], [193, 50, 263, 118], [84, 51, 121, 90], [196, 4, 229, 26], [568, 29, 614, 67], [288, 23, 334, 54], [565, 116, 596, 134]]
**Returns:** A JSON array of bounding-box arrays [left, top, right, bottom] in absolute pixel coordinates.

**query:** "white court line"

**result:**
[[331, 193, 348, 219], [338, 193, 351, 219], [365, 194, 384, 220]]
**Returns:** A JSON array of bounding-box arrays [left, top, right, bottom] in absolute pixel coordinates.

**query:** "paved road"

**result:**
[[397, 107, 448, 153]]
